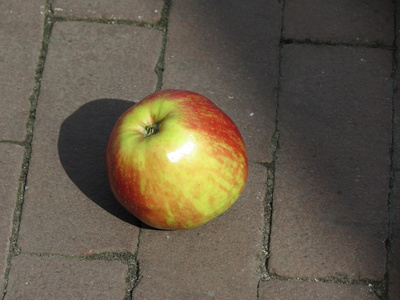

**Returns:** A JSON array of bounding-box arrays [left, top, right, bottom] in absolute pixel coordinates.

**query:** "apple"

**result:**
[[105, 89, 248, 230]]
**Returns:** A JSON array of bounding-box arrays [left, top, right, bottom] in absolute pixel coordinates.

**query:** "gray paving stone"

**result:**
[[389, 171, 400, 300], [0, 0, 45, 141], [52, 0, 164, 23], [0, 144, 24, 291], [163, 0, 282, 163], [269, 45, 392, 281], [258, 279, 378, 300], [283, 0, 394, 45], [132, 164, 266, 299], [5, 255, 127, 299], [18, 22, 162, 255]]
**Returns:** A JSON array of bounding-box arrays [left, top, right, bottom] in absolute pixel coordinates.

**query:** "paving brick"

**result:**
[[269, 45, 392, 281], [18, 22, 163, 255], [52, 0, 164, 24], [0, 0, 45, 141], [283, 0, 394, 45], [132, 163, 266, 299], [163, 0, 282, 163], [259, 279, 378, 300], [0, 144, 24, 291], [5, 255, 127, 299], [389, 171, 400, 299]]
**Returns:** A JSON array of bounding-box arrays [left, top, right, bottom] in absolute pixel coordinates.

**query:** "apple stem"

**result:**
[[144, 123, 160, 137]]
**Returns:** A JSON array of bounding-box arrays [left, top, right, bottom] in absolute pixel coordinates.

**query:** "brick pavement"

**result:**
[[0, 0, 398, 299]]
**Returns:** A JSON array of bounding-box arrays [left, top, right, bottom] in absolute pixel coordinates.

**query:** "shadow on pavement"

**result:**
[[58, 98, 142, 226]]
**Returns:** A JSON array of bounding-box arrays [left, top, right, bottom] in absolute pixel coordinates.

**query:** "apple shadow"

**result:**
[[58, 98, 142, 226]]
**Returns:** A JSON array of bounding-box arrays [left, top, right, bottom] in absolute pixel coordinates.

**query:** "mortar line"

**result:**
[[257, 1, 286, 296], [127, 228, 143, 300], [383, 1, 398, 300], [48, 0, 171, 31], [50, 15, 158, 30], [267, 272, 383, 288], [154, 0, 172, 91], [263, 0, 286, 271], [9, 250, 135, 261], [281, 38, 393, 51], [0, 140, 25, 146], [1, 1, 54, 299]]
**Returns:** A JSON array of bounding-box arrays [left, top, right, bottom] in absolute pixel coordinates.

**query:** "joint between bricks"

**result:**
[[266, 272, 386, 293], [382, 1, 399, 300], [154, 0, 172, 92], [256, 0, 285, 286], [49, 15, 158, 30], [280, 38, 393, 51], [125, 227, 143, 300], [258, 163, 276, 283]]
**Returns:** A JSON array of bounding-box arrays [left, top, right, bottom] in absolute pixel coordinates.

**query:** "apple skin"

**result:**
[[105, 89, 248, 230]]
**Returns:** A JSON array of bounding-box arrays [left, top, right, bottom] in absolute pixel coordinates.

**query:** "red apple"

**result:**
[[105, 89, 248, 230]]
